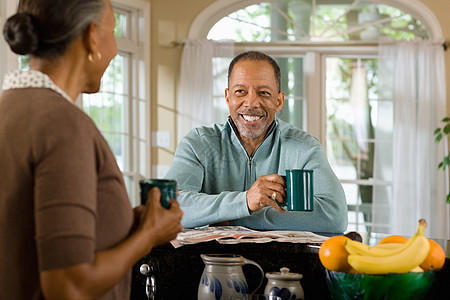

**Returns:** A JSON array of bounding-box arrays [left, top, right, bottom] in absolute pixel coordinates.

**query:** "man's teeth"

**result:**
[[242, 115, 261, 122]]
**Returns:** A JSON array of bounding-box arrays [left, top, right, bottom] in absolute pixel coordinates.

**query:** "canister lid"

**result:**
[[265, 267, 303, 280]]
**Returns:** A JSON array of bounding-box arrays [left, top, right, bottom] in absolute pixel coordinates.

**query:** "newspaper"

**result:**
[[170, 226, 329, 248]]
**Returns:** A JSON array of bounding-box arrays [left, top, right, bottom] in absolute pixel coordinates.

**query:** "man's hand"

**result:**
[[247, 174, 286, 213]]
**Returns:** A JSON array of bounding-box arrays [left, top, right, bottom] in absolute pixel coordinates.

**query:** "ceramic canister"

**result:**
[[264, 267, 304, 300], [198, 254, 264, 300]]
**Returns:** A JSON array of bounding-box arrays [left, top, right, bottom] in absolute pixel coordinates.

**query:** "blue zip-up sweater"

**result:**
[[165, 118, 347, 233]]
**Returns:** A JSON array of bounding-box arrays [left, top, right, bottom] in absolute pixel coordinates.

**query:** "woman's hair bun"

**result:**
[[3, 12, 39, 55]]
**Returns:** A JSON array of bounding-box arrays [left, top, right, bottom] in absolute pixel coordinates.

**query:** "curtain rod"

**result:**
[[170, 40, 449, 51], [170, 41, 184, 48]]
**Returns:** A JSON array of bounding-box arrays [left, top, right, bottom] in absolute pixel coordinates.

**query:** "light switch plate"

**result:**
[[152, 131, 171, 148]]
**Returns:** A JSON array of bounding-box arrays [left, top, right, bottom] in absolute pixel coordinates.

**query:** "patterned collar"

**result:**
[[2, 69, 73, 102]]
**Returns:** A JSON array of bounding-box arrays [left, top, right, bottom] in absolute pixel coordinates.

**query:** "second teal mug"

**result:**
[[139, 179, 176, 209], [285, 169, 314, 211]]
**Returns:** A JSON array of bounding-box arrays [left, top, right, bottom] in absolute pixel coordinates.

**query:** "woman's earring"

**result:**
[[88, 52, 102, 63]]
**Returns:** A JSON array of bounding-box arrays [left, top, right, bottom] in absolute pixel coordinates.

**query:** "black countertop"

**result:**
[[131, 241, 323, 299], [131, 238, 450, 300]]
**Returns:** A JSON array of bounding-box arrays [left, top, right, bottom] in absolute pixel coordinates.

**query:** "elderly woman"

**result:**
[[0, 0, 183, 299]]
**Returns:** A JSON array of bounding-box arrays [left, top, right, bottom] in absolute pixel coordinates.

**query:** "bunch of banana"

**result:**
[[345, 219, 430, 274]]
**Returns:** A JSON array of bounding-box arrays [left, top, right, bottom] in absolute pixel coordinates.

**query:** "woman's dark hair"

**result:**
[[227, 51, 282, 92], [3, 0, 106, 59]]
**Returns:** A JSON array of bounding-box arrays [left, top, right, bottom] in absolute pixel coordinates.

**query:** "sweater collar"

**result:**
[[2, 70, 73, 103]]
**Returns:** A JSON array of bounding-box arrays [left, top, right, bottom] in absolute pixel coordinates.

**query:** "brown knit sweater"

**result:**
[[0, 88, 133, 299]]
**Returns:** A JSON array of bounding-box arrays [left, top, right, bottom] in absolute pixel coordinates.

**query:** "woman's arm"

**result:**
[[40, 188, 183, 300]]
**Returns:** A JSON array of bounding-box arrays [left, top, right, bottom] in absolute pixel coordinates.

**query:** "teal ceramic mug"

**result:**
[[284, 169, 314, 211], [139, 179, 176, 209]]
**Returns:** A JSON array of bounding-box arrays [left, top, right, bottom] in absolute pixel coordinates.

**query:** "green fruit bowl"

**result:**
[[325, 270, 436, 300]]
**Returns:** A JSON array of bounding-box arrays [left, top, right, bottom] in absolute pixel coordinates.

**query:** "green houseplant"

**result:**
[[434, 116, 450, 203]]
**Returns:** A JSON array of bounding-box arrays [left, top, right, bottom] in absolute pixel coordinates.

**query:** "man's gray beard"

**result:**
[[236, 118, 267, 138]]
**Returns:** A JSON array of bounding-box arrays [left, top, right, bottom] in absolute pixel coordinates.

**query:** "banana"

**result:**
[[344, 239, 370, 255], [347, 219, 430, 274], [410, 265, 424, 273], [345, 240, 405, 256], [345, 219, 426, 257], [371, 243, 405, 250]]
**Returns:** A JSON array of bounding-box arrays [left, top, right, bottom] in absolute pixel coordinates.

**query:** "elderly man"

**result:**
[[165, 51, 347, 233]]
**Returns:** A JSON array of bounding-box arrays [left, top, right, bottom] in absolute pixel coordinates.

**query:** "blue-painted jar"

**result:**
[[198, 254, 264, 300], [264, 267, 304, 300]]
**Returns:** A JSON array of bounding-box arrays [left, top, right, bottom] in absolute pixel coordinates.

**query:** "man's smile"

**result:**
[[240, 114, 263, 124]]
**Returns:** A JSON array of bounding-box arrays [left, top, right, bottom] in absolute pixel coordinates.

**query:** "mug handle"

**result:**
[[243, 259, 264, 295]]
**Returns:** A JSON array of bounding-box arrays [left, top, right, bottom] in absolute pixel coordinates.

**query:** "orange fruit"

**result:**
[[379, 235, 408, 244], [420, 239, 446, 271], [319, 235, 352, 272]]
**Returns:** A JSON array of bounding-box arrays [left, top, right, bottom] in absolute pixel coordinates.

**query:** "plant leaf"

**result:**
[[446, 194, 450, 204], [434, 128, 442, 135], [444, 124, 450, 135], [443, 117, 450, 122], [435, 133, 443, 143], [443, 156, 450, 170]]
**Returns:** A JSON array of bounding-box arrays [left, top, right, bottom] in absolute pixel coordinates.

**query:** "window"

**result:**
[[0, 0, 150, 207], [82, 0, 151, 207], [0, 0, 19, 78], [206, 0, 433, 235]]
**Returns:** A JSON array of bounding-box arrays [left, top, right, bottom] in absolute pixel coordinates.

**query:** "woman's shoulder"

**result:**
[[4, 88, 99, 136]]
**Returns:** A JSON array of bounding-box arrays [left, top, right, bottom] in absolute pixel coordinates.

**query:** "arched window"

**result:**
[[190, 0, 445, 235]]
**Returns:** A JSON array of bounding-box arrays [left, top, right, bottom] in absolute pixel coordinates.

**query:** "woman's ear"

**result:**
[[83, 21, 99, 56]]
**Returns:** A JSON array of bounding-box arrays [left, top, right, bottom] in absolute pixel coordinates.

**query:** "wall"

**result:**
[[146, 0, 214, 175], [420, 0, 450, 118], [147, 0, 450, 169]]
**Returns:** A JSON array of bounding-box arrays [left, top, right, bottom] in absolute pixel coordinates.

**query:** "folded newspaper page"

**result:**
[[170, 226, 328, 248]]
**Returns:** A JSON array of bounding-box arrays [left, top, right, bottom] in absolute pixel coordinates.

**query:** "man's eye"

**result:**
[[235, 90, 246, 95], [260, 91, 270, 96]]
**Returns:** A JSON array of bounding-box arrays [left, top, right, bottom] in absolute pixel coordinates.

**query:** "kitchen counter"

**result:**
[[131, 240, 325, 299], [130, 236, 450, 299]]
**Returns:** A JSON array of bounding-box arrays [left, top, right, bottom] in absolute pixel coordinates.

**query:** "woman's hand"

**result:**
[[138, 187, 184, 247]]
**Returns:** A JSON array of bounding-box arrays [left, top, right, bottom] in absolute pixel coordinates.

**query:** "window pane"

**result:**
[[208, 3, 271, 42], [325, 55, 395, 234], [344, 182, 373, 233], [213, 57, 233, 122], [326, 57, 377, 180], [114, 12, 128, 38], [208, 0, 429, 42], [276, 57, 305, 130], [18, 56, 29, 70], [83, 53, 128, 171]]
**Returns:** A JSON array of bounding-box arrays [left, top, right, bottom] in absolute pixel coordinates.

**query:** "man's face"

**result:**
[[225, 60, 284, 141]]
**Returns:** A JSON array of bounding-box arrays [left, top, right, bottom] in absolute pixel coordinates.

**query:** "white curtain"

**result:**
[[373, 39, 447, 239], [177, 39, 234, 142]]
